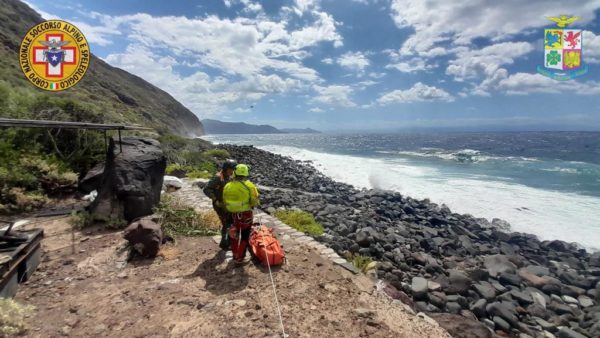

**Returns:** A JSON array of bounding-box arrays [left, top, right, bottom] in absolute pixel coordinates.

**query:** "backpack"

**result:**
[[249, 224, 285, 267]]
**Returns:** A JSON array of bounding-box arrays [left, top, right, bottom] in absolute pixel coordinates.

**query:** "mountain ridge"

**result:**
[[202, 119, 320, 134], [0, 0, 204, 137]]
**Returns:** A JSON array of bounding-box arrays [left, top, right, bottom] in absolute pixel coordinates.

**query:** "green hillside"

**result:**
[[0, 0, 204, 137]]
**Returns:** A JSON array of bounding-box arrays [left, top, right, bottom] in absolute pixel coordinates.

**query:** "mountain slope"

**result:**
[[280, 128, 321, 134], [0, 0, 203, 137], [201, 119, 285, 134]]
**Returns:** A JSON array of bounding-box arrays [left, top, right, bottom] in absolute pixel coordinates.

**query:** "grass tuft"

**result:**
[[274, 209, 324, 236], [154, 195, 220, 238]]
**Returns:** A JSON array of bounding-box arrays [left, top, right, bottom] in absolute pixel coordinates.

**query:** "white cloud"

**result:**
[[377, 82, 454, 104], [390, 0, 600, 57], [387, 57, 434, 73], [493, 72, 600, 95], [337, 51, 370, 73], [309, 107, 325, 112], [95, 8, 345, 114], [446, 42, 534, 81], [583, 30, 600, 63], [321, 57, 333, 64], [312, 85, 356, 107], [294, 0, 318, 15], [22, 1, 121, 46]]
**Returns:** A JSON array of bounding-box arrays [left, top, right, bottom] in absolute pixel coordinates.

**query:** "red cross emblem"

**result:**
[[32, 34, 76, 78]]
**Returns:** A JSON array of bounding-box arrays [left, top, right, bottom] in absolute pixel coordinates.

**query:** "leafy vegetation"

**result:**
[[0, 81, 106, 214], [160, 133, 228, 179], [341, 252, 377, 273], [154, 195, 220, 238], [274, 209, 324, 236]]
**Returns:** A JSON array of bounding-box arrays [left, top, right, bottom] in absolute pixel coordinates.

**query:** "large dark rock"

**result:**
[[483, 255, 517, 278], [90, 137, 166, 223], [123, 218, 162, 257], [556, 327, 589, 338], [429, 313, 493, 338], [79, 162, 105, 193]]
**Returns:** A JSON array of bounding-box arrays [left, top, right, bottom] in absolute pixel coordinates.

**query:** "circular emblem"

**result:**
[[19, 20, 90, 91]]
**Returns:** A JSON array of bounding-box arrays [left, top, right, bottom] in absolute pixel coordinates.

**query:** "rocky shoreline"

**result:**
[[222, 144, 600, 338]]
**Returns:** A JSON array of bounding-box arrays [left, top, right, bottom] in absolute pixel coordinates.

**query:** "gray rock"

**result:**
[[590, 252, 600, 268], [527, 303, 549, 319], [484, 254, 517, 277], [533, 317, 556, 332], [493, 316, 511, 331], [446, 269, 472, 294], [471, 299, 487, 318], [411, 277, 429, 300], [525, 265, 550, 277], [511, 289, 533, 305], [555, 327, 589, 338], [428, 313, 493, 338], [474, 282, 497, 300], [499, 272, 522, 287], [355, 231, 371, 247], [486, 301, 519, 327], [79, 162, 104, 193], [531, 291, 547, 308], [577, 295, 593, 308], [562, 295, 578, 305], [548, 301, 573, 315], [428, 291, 447, 309], [446, 302, 462, 314]]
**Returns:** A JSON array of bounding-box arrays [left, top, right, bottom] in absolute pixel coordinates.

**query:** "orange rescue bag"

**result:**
[[249, 224, 285, 267]]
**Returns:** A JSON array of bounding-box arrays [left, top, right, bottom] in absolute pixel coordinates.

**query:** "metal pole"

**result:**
[[118, 129, 122, 153], [103, 130, 107, 154]]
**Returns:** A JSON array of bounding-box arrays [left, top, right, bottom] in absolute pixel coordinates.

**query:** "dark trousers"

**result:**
[[214, 203, 232, 247]]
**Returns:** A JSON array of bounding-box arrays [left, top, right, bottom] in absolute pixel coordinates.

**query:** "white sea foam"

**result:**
[[259, 145, 600, 251]]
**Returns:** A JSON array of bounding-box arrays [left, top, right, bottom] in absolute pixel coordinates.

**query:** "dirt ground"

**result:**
[[13, 215, 450, 338]]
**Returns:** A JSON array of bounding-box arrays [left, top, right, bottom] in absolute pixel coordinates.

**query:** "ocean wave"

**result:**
[[258, 144, 600, 251], [541, 167, 580, 174], [394, 148, 539, 164]]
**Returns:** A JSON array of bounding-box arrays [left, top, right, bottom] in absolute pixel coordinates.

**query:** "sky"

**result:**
[[23, 0, 600, 131]]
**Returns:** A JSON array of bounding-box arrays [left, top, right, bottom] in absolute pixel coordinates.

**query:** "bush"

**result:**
[[351, 255, 377, 273], [0, 298, 35, 337], [154, 195, 220, 238], [203, 148, 230, 160], [274, 209, 324, 236]]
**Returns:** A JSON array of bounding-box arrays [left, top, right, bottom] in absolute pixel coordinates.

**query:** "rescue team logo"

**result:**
[[19, 20, 90, 91], [537, 15, 588, 81]]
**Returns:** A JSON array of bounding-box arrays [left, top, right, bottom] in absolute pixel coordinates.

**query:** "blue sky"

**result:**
[[24, 0, 600, 131]]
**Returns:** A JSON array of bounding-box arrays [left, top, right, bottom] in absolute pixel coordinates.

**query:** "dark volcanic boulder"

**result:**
[[90, 137, 166, 223], [79, 162, 105, 193], [123, 218, 162, 257], [429, 313, 493, 338]]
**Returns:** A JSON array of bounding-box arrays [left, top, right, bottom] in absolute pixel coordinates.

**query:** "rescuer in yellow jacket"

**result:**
[[222, 164, 259, 262]]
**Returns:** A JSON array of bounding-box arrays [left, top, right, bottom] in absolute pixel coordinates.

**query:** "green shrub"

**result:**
[[186, 170, 213, 179], [202, 148, 230, 160], [165, 163, 185, 175], [69, 211, 94, 229], [351, 255, 377, 273], [274, 209, 324, 236], [154, 195, 220, 238]]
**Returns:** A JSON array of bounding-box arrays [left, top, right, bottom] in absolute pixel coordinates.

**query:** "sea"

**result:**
[[203, 132, 600, 252]]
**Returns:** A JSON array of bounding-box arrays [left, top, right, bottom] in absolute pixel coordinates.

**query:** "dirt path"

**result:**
[[14, 182, 450, 338]]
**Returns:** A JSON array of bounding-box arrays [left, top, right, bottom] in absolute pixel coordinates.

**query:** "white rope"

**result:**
[[257, 215, 286, 338]]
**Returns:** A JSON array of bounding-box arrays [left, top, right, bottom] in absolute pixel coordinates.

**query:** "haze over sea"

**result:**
[[204, 132, 600, 251]]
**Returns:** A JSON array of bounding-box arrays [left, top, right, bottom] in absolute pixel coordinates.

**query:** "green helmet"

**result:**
[[234, 164, 249, 177]]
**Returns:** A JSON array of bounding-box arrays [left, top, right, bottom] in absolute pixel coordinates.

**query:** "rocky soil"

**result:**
[[14, 191, 449, 338], [224, 144, 600, 338]]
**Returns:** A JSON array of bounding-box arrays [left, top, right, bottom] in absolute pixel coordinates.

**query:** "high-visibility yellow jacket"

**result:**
[[223, 179, 259, 213]]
